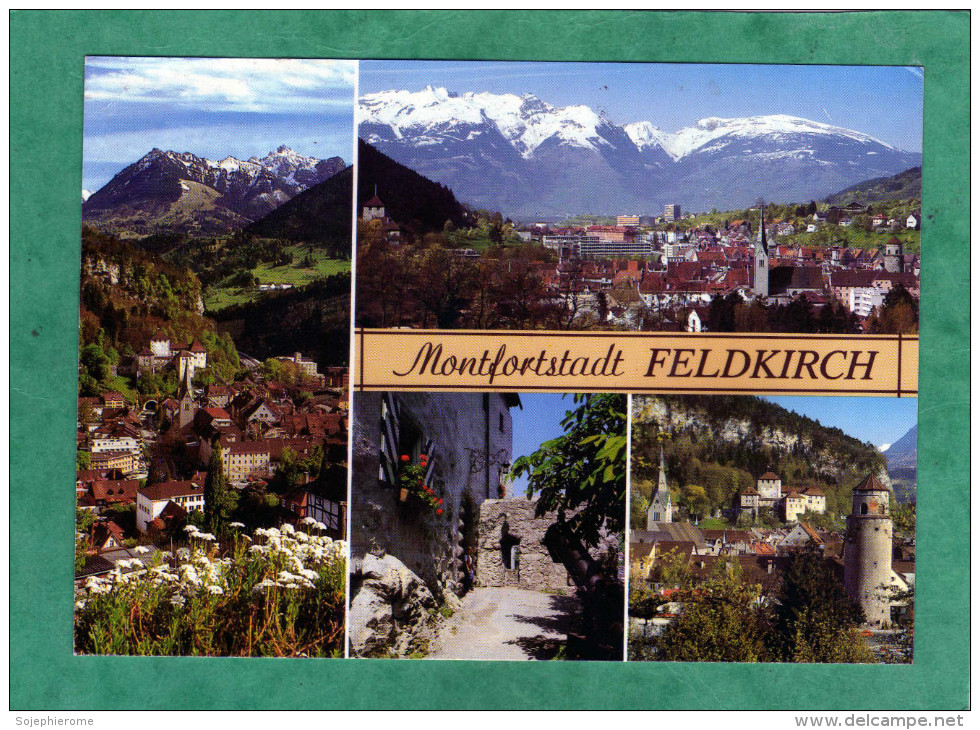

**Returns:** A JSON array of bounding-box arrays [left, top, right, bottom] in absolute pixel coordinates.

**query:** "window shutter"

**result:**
[[422, 438, 437, 488], [379, 393, 401, 485]]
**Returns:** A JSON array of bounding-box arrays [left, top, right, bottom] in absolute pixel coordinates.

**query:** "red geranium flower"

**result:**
[[400, 454, 409, 462], [438, 498, 443, 505], [436, 508, 443, 515]]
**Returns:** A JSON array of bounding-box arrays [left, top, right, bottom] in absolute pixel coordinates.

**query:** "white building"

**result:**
[[136, 479, 205, 533]]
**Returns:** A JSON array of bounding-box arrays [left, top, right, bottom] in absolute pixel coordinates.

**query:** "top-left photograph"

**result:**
[[75, 57, 355, 657]]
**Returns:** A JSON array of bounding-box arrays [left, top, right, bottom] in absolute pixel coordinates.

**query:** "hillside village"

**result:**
[[628, 397, 915, 664], [75, 232, 350, 585], [354, 147, 920, 335]]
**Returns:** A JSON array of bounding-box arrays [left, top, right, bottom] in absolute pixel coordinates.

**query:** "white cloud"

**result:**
[[84, 56, 356, 111]]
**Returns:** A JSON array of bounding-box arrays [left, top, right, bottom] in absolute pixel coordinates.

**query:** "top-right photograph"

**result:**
[[355, 61, 921, 335]]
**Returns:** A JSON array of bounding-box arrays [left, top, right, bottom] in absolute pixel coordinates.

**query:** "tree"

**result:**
[[204, 449, 236, 534], [511, 394, 626, 659], [75, 508, 96, 573], [653, 559, 769, 662], [768, 550, 872, 663]]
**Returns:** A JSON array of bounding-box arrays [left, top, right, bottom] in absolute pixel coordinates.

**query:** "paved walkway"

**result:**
[[428, 587, 580, 661]]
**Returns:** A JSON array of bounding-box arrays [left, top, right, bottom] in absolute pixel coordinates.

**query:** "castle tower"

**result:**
[[883, 236, 904, 273], [753, 202, 769, 298], [844, 473, 893, 627], [646, 447, 673, 528]]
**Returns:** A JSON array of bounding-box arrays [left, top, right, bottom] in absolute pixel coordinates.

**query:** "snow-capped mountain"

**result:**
[[83, 147, 346, 235], [359, 87, 921, 215]]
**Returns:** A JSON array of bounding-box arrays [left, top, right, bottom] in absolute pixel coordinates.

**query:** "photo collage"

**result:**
[[74, 57, 921, 663]]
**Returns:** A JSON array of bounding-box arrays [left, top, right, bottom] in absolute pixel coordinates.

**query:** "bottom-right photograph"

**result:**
[[628, 394, 916, 664]]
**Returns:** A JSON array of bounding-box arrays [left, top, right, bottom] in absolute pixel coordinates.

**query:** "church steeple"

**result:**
[[753, 199, 770, 298], [647, 446, 674, 527], [758, 201, 769, 256], [657, 446, 668, 494]]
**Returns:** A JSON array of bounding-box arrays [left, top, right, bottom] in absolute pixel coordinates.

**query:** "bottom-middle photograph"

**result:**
[[348, 391, 626, 661]]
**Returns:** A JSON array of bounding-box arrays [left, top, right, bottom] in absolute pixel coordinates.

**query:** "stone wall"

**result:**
[[476, 497, 622, 593], [350, 392, 514, 597], [477, 498, 574, 591]]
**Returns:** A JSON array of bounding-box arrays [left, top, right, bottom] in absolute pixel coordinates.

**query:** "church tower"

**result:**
[[177, 362, 196, 430], [844, 474, 893, 627], [646, 447, 674, 528], [753, 202, 770, 298]]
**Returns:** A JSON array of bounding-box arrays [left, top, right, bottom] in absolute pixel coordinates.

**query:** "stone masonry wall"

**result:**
[[350, 392, 513, 597], [477, 498, 575, 592]]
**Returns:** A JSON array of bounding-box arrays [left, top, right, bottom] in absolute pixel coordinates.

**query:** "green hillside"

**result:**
[[79, 227, 241, 399], [631, 395, 887, 526], [823, 167, 921, 205]]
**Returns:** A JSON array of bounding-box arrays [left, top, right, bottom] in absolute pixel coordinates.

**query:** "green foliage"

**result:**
[[892, 503, 916, 536], [867, 283, 919, 335], [74, 525, 346, 657], [629, 551, 875, 663], [79, 227, 241, 386], [75, 509, 96, 573], [397, 454, 444, 514], [513, 394, 627, 546], [204, 450, 236, 533], [769, 551, 871, 663], [77, 450, 91, 471], [631, 395, 886, 520]]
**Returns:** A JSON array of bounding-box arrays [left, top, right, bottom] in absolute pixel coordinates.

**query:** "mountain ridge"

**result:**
[[83, 147, 346, 236], [360, 87, 921, 215]]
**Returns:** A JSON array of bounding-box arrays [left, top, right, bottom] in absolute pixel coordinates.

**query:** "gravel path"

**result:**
[[428, 586, 580, 661]]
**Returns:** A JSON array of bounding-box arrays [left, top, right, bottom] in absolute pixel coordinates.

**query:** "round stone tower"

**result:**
[[844, 474, 893, 627]]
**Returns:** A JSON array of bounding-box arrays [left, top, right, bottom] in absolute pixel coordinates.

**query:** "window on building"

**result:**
[[399, 418, 423, 463]]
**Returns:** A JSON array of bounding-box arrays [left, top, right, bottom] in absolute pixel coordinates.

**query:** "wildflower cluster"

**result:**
[[74, 523, 347, 657], [398, 453, 444, 515]]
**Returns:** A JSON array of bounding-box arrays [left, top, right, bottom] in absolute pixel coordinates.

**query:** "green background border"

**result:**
[[9, 10, 969, 710]]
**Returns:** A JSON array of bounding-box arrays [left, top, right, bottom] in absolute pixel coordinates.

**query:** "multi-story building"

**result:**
[[136, 478, 206, 533]]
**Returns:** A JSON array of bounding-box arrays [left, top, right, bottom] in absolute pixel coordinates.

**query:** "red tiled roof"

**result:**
[[89, 479, 140, 503], [854, 474, 888, 492], [140, 480, 203, 502]]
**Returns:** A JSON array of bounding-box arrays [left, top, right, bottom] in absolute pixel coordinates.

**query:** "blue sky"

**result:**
[[762, 395, 917, 450], [508, 393, 581, 497], [360, 60, 923, 153], [83, 57, 356, 192]]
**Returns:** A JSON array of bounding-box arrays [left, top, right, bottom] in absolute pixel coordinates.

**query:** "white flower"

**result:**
[[176, 548, 191, 560], [300, 516, 317, 526], [206, 585, 224, 595], [195, 532, 216, 542], [170, 595, 186, 607], [133, 545, 150, 554], [183, 525, 199, 533], [75, 600, 87, 611], [299, 568, 319, 582], [314, 521, 327, 532], [228, 522, 245, 529], [281, 523, 295, 535]]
